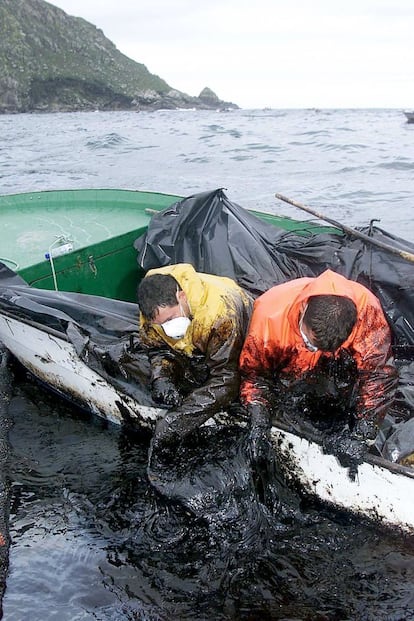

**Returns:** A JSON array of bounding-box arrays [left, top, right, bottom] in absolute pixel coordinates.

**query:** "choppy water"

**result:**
[[1, 108, 414, 237], [1, 108, 414, 620]]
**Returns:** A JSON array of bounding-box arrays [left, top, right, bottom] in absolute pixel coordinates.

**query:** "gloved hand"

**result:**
[[147, 417, 178, 474], [323, 427, 367, 479], [152, 411, 181, 448], [247, 402, 271, 469], [353, 417, 378, 443], [246, 402, 275, 505], [151, 377, 182, 407], [249, 424, 272, 469]]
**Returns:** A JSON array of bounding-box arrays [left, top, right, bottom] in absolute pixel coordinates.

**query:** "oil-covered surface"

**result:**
[[0, 348, 12, 619], [3, 375, 414, 621]]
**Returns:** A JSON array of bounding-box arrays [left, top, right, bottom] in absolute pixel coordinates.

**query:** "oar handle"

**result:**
[[275, 193, 414, 263]]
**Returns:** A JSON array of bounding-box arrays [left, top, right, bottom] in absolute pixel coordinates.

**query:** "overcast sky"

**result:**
[[51, 0, 413, 109]]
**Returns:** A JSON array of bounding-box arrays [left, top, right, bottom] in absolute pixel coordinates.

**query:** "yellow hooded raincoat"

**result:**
[[140, 264, 253, 429]]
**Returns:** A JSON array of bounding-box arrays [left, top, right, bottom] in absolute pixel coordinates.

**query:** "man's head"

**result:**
[[300, 294, 357, 352], [138, 273, 191, 339], [138, 273, 188, 321]]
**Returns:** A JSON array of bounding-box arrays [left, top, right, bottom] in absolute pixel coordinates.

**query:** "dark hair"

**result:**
[[137, 273, 181, 321], [304, 295, 357, 352]]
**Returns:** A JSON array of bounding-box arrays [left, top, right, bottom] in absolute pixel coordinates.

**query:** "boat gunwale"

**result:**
[[0, 308, 70, 342], [272, 418, 414, 480]]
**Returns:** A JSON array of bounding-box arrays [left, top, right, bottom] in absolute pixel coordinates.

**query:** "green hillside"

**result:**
[[0, 0, 237, 112]]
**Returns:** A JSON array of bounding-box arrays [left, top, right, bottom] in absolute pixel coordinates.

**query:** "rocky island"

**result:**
[[0, 0, 238, 114]]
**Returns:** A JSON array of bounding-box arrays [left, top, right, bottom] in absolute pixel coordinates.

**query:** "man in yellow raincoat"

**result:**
[[137, 263, 253, 447]]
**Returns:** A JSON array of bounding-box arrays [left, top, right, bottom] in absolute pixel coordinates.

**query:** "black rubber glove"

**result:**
[[147, 419, 177, 482], [246, 402, 276, 506], [152, 411, 182, 448], [323, 427, 367, 479], [247, 402, 271, 468], [353, 417, 378, 443], [151, 377, 183, 408], [249, 424, 272, 468]]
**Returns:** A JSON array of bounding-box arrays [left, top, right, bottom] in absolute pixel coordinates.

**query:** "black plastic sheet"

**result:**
[[134, 188, 342, 296], [135, 188, 414, 350], [0, 263, 154, 407]]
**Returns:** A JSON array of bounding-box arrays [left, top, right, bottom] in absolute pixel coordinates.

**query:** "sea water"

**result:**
[[1, 109, 414, 620], [2, 108, 414, 237]]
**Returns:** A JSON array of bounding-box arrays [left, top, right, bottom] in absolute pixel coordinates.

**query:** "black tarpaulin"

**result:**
[[134, 188, 414, 350], [0, 263, 138, 340], [0, 263, 155, 406], [134, 188, 343, 296]]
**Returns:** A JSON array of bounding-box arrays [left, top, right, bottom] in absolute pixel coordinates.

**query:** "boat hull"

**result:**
[[273, 426, 414, 532], [0, 314, 161, 427]]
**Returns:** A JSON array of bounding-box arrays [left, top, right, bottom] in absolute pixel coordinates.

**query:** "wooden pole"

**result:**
[[275, 193, 414, 263]]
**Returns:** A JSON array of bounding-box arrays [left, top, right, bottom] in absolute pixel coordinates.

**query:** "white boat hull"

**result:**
[[0, 314, 162, 426], [272, 427, 414, 532], [1, 312, 413, 531]]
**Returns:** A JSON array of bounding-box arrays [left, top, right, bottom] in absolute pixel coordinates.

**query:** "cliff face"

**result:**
[[0, 0, 238, 113]]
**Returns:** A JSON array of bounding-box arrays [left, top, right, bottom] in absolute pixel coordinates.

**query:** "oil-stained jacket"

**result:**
[[140, 263, 253, 427], [239, 269, 397, 423]]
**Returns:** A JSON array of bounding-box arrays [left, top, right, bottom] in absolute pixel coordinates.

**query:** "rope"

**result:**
[[46, 235, 74, 291]]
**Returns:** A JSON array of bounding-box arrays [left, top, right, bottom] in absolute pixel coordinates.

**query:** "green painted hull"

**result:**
[[0, 188, 337, 301], [0, 189, 181, 301]]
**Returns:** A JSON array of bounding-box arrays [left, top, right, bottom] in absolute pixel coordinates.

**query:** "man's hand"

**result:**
[[249, 424, 272, 469], [246, 402, 276, 506], [336, 433, 367, 468], [151, 377, 182, 407], [247, 403, 271, 465], [353, 417, 378, 443], [152, 411, 181, 448], [323, 426, 367, 479]]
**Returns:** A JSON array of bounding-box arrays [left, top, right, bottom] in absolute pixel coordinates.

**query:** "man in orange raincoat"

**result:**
[[239, 269, 398, 468]]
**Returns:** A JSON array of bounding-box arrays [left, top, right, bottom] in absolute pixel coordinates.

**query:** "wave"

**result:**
[[86, 133, 129, 150]]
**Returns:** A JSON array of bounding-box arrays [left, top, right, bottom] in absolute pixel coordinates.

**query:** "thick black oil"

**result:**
[[2, 377, 414, 621]]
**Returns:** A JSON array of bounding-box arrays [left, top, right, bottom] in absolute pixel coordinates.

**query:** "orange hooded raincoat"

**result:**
[[239, 269, 397, 423]]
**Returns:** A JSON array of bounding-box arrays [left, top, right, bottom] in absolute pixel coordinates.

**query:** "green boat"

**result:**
[[0, 187, 414, 531], [0, 187, 335, 299], [1, 186, 340, 424], [0, 189, 182, 300]]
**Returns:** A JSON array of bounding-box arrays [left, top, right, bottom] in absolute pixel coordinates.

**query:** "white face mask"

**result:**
[[161, 315, 191, 339], [299, 304, 318, 353]]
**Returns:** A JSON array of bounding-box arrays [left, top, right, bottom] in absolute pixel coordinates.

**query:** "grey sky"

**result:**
[[51, 0, 414, 108]]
